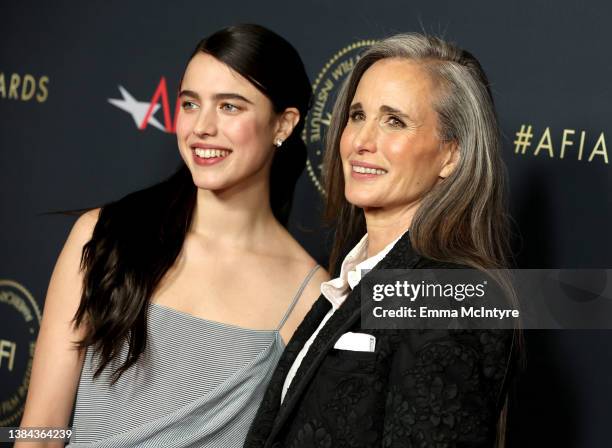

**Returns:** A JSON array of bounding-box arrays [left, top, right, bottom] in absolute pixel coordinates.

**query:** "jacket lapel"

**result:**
[[266, 232, 420, 444]]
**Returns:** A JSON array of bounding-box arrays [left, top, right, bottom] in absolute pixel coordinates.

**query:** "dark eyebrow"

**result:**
[[178, 90, 253, 105], [212, 93, 253, 104], [349, 102, 409, 117], [178, 89, 200, 99], [380, 104, 408, 116]]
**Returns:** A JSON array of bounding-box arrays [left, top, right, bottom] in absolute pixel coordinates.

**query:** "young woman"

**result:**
[[246, 33, 517, 447], [17, 24, 328, 447]]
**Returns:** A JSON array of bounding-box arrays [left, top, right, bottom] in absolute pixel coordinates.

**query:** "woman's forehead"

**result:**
[[353, 58, 437, 117], [182, 53, 260, 98], [357, 59, 433, 94]]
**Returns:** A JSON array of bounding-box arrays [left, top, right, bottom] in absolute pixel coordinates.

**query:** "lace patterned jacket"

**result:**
[[244, 232, 515, 448]]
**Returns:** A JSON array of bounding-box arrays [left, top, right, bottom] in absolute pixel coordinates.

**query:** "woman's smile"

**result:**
[[349, 160, 388, 179], [191, 144, 232, 166]]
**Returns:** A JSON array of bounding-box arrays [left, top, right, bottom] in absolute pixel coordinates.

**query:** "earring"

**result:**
[[274, 138, 284, 148]]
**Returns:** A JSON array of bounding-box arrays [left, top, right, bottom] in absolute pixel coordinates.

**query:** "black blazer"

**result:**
[[245, 232, 515, 448]]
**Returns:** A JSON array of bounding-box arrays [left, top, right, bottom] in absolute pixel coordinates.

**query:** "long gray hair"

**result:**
[[323, 33, 515, 447], [324, 33, 511, 272]]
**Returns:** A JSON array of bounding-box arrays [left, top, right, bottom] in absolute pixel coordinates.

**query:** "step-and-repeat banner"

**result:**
[[1, 1, 610, 446]]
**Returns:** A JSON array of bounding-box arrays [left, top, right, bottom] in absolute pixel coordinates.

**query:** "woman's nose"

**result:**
[[353, 120, 377, 154], [193, 108, 217, 137]]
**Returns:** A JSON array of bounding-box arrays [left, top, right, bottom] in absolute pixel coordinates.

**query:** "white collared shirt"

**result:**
[[280, 233, 402, 403]]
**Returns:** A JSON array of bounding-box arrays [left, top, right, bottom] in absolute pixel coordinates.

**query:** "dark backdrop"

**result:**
[[1, 1, 611, 446]]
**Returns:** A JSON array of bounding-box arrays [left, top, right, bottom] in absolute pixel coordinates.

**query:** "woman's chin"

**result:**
[[345, 192, 384, 210], [190, 176, 228, 192]]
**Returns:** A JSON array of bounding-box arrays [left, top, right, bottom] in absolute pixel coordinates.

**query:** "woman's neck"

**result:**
[[190, 178, 279, 250], [364, 202, 418, 257]]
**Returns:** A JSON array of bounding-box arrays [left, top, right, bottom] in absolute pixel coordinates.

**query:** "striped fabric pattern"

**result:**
[[68, 265, 320, 448]]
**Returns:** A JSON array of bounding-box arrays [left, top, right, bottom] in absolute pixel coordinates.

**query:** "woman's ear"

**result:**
[[439, 140, 460, 179], [274, 107, 300, 142]]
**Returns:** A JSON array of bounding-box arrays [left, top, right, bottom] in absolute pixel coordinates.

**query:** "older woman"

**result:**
[[245, 33, 516, 447]]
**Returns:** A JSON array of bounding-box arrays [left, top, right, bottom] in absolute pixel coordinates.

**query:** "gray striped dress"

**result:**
[[68, 266, 320, 448]]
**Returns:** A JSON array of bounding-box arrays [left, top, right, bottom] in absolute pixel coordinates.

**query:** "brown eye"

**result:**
[[386, 115, 406, 128], [349, 110, 365, 121]]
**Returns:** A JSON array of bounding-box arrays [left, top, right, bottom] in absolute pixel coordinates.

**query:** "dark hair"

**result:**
[[74, 24, 312, 381]]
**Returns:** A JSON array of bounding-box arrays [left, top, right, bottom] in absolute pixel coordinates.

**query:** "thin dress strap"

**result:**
[[276, 265, 321, 331]]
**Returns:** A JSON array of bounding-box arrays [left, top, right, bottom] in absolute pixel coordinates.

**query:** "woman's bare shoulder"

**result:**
[[69, 208, 101, 243]]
